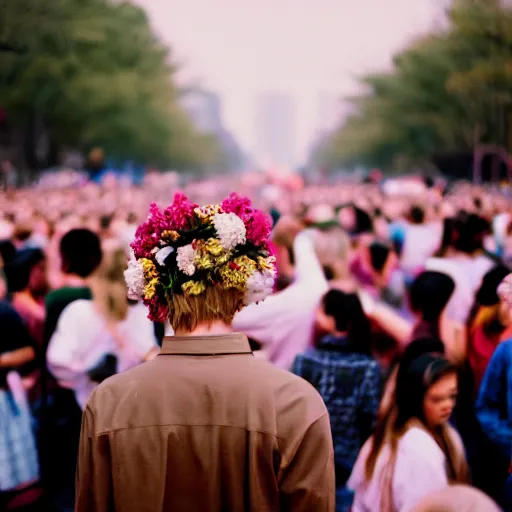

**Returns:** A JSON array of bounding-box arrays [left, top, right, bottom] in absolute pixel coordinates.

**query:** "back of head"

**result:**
[[409, 271, 455, 322], [369, 242, 391, 273], [409, 205, 425, 225], [453, 213, 489, 254], [476, 265, 510, 307], [5, 248, 45, 293], [60, 228, 102, 278], [411, 485, 500, 512], [322, 289, 371, 353], [313, 227, 350, 279], [126, 193, 275, 331]]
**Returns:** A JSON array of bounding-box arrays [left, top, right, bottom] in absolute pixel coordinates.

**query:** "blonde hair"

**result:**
[[313, 227, 350, 278], [168, 286, 244, 332], [89, 247, 129, 326]]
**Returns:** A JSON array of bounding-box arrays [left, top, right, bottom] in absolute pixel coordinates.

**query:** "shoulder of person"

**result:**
[[398, 427, 442, 460]]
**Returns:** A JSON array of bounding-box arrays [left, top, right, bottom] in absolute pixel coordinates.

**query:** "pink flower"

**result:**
[[221, 193, 272, 246], [221, 193, 253, 220], [131, 202, 167, 258], [144, 295, 169, 323], [245, 209, 272, 246], [163, 192, 198, 231]]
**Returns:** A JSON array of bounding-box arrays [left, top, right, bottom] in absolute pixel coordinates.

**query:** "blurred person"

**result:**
[[0, 267, 42, 510], [292, 289, 382, 512], [75, 193, 335, 512], [379, 337, 445, 419], [411, 485, 500, 512], [41, 228, 102, 512], [6, 248, 48, 348], [349, 355, 469, 511], [43, 228, 103, 344], [47, 246, 159, 409], [399, 204, 442, 280], [234, 225, 351, 370], [467, 265, 512, 394], [475, 273, 512, 505], [408, 271, 466, 364]]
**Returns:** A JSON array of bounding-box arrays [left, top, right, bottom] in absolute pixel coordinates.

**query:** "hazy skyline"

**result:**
[[136, 0, 447, 165]]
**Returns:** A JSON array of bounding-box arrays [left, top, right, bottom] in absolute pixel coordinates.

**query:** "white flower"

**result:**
[[155, 246, 174, 266], [124, 257, 146, 300], [213, 212, 246, 250], [176, 244, 196, 276], [244, 268, 276, 305]]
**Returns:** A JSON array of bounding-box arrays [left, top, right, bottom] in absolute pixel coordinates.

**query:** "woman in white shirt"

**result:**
[[47, 247, 159, 409], [348, 354, 469, 512]]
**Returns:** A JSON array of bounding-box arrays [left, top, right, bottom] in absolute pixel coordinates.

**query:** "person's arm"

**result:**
[[359, 290, 412, 346], [476, 343, 512, 459], [278, 412, 335, 512], [0, 347, 35, 367], [75, 405, 113, 512]]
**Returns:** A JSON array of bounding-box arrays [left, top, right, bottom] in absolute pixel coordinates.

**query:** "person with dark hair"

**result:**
[[41, 228, 102, 512], [6, 248, 48, 348], [379, 337, 445, 418], [292, 289, 382, 511], [349, 354, 469, 511], [468, 265, 512, 393], [408, 271, 466, 363]]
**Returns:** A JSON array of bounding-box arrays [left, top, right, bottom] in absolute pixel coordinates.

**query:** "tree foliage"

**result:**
[[0, 0, 223, 170], [316, 0, 512, 171]]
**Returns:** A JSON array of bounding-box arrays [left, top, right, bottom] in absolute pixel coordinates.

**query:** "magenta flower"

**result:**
[[144, 295, 169, 323], [221, 193, 253, 220], [245, 209, 272, 246], [163, 192, 198, 231], [131, 202, 167, 258]]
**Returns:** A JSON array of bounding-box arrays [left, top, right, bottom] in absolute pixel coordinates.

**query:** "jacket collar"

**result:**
[[160, 333, 252, 356]]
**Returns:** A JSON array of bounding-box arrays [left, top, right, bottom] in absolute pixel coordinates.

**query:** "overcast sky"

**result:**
[[136, 0, 447, 164]]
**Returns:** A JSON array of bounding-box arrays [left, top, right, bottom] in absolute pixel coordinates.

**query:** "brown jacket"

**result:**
[[76, 333, 335, 511]]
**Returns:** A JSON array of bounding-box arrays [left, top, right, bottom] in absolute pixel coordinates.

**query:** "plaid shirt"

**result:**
[[292, 335, 383, 481], [476, 338, 512, 460]]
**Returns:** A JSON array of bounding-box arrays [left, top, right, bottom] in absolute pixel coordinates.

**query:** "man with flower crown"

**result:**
[[75, 192, 335, 512]]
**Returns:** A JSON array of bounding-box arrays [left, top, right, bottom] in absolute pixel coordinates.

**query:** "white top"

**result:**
[[47, 300, 158, 409], [348, 427, 462, 512], [400, 223, 442, 274], [233, 230, 328, 370]]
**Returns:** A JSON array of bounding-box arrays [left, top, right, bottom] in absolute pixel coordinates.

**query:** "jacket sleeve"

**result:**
[[75, 405, 113, 512], [476, 342, 512, 458], [278, 412, 335, 512]]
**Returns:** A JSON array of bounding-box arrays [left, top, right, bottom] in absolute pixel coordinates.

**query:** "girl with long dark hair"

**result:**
[[348, 354, 469, 511]]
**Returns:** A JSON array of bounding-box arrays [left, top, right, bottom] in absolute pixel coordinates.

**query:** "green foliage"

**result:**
[[0, 0, 219, 170], [317, 0, 512, 171]]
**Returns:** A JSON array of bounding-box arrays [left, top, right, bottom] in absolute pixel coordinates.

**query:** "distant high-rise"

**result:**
[[255, 92, 296, 168], [180, 89, 223, 134]]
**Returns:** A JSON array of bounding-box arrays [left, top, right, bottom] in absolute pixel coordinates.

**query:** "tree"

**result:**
[[0, 0, 218, 171], [317, 0, 512, 172]]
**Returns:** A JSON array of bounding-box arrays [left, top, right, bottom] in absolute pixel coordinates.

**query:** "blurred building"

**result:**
[[255, 92, 297, 169], [180, 88, 246, 171]]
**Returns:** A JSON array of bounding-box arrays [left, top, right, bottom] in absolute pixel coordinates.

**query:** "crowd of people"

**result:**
[[0, 172, 512, 511]]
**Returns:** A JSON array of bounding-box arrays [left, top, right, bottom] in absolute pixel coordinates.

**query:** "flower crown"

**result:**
[[125, 192, 276, 322]]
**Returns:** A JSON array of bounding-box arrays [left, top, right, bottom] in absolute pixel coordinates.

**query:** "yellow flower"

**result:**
[[194, 204, 222, 221], [182, 280, 206, 295], [257, 255, 276, 272], [218, 256, 256, 291], [141, 258, 158, 279], [144, 278, 159, 300], [162, 230, 180, 242], [194, 239, 232, 270]]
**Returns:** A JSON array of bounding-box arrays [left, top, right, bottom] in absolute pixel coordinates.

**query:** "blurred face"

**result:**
[[29, 260, 48, 297], [339, 207, 356, 232], [423, 373, 458, 429]]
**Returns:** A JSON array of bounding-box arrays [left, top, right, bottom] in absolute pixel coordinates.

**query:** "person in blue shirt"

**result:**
[[292, 289, 382, 512]]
